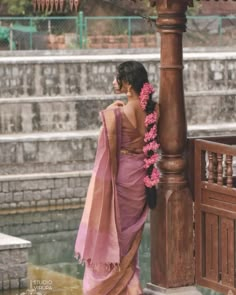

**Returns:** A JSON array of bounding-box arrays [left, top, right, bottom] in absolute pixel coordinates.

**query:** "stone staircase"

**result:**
[[0, 91, 236, 212], [0, 52, 236, 213], [0, 96, 110, 212]]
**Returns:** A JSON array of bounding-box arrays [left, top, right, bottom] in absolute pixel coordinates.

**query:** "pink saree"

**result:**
[[74, 107, 148, 295]]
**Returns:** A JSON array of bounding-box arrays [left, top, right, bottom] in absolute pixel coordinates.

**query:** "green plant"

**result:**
[[2, 0, 32, 15]]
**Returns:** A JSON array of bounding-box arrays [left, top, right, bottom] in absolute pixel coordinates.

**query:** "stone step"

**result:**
[[0, 171, 91, 213], [0, 131, 98, 175], [188, 122, 236, 137], [185, 90, 236, 126], [0, 91, 235, 134], [0, 52, 236, 98], [0, 95, 114, 134], [0, 123, 235, 176], [0, 123, 235, 213]]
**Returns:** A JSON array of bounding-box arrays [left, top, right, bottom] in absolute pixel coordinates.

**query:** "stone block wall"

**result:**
[[0, 172, 90, 211], [0, 132, 98, 174], [0, 249, 28, 290], [0, 96, 113, 134], [0, 51, 235, 214], [0, 52, 236, 98], [0, 233, 31, 291], [0, 209, 82, 238]]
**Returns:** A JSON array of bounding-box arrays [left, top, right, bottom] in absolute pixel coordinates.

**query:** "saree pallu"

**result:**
[[74, 108, 148, 295]]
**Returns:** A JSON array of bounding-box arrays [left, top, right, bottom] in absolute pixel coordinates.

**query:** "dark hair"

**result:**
[[117, 61, 157, 209], [117, 61, 148, 94]]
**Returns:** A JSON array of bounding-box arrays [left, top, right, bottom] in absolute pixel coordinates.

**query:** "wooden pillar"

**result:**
[[150, 0, 194, 289]]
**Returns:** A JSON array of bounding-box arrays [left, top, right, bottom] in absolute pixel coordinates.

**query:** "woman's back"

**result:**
[[121, 104, 145, 154]]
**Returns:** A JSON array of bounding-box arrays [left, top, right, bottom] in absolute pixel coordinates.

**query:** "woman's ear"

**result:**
[[119, 81, 129, 94]]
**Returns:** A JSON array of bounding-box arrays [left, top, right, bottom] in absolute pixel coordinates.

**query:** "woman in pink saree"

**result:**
[[75, 61, 160, 294]]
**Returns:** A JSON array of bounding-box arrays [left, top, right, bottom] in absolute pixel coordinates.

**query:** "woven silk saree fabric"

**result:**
[[74, 107, 148, 295]]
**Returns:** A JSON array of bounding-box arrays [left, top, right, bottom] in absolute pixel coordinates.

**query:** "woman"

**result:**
[[74, 61, 160, 294]]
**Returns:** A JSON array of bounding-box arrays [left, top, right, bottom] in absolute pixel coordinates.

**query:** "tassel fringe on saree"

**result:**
[[74, 107, 148, 295]]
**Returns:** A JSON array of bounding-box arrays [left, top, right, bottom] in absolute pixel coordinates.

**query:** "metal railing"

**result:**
[[0, 13, 235, 50], [0, 13, 83, 50]]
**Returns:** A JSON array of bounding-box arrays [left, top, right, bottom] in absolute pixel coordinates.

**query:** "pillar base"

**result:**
[[143, 283, 202, 295]]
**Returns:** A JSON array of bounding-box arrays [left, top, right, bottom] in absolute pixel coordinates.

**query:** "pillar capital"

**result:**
[[153, 0, 193, 33]]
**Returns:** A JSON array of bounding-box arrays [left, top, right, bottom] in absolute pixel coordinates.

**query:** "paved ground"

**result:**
[[1, 264, 82, 295]]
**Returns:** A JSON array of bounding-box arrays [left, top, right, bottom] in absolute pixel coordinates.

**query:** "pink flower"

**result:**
[[144, 125, 157, 143], [151, 167, 160, 181], [139, 83, 155, 111], [140, 83, 155, 96], [143, 142, 160, 155], [145, 111, 158, 127], [140, 95, 149, 110], [144, 154, 159, 168], [144, 167, 160, 188]]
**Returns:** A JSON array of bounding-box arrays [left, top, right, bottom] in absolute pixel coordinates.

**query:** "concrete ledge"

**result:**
[[0, 130, 99, 143], [0, 170, 91, 182], [0, 90, 235, 103], [144, 283, 202, 295], [0, 51, 236, 64], [188, 123, 236, 137], [0, 94, 124, 103], [0, 47, 235, 57], [0, 233, 31, 250]]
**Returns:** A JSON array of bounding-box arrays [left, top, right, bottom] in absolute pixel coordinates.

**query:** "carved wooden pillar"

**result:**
[[145, 1, 198, 294]]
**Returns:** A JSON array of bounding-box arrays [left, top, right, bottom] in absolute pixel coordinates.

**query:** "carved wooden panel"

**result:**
[[221, 217, 234, 287], [205, 213, 219, 282], [195, 139, 236, 294]]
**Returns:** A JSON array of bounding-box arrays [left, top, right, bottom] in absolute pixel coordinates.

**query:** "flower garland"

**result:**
[[143, 141, 160, 156], [139, 83, 155, 111], [145, 111, 158, 127], [144, 154, 159, 169], [144, 168, 160, 188], [144, 125, 157, 143], [139, 82, 160, 189]]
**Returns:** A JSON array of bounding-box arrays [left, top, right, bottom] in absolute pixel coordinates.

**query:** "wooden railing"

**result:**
[[193, 138, 236, 294], [187, 136, 236, 200]]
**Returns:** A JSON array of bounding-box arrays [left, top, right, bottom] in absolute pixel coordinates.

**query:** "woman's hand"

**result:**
[[106, 100, 125, 109]]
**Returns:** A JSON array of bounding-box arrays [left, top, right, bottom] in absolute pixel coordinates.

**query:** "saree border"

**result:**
[[87, 228, 143, 295]]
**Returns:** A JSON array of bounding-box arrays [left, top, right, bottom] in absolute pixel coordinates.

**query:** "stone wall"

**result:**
[[0, 92, 235, 135], [0, 51, 235, 213], [0, 52, 236, 98], [0, 172, 90, 211], [0, 208, 82, 238], [0, 132, 97, 174], [0, 233, 31, 291], [0, 96, 113, 134]]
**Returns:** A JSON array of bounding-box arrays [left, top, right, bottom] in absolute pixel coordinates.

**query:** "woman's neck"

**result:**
[[127, 93, 139, 103]]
